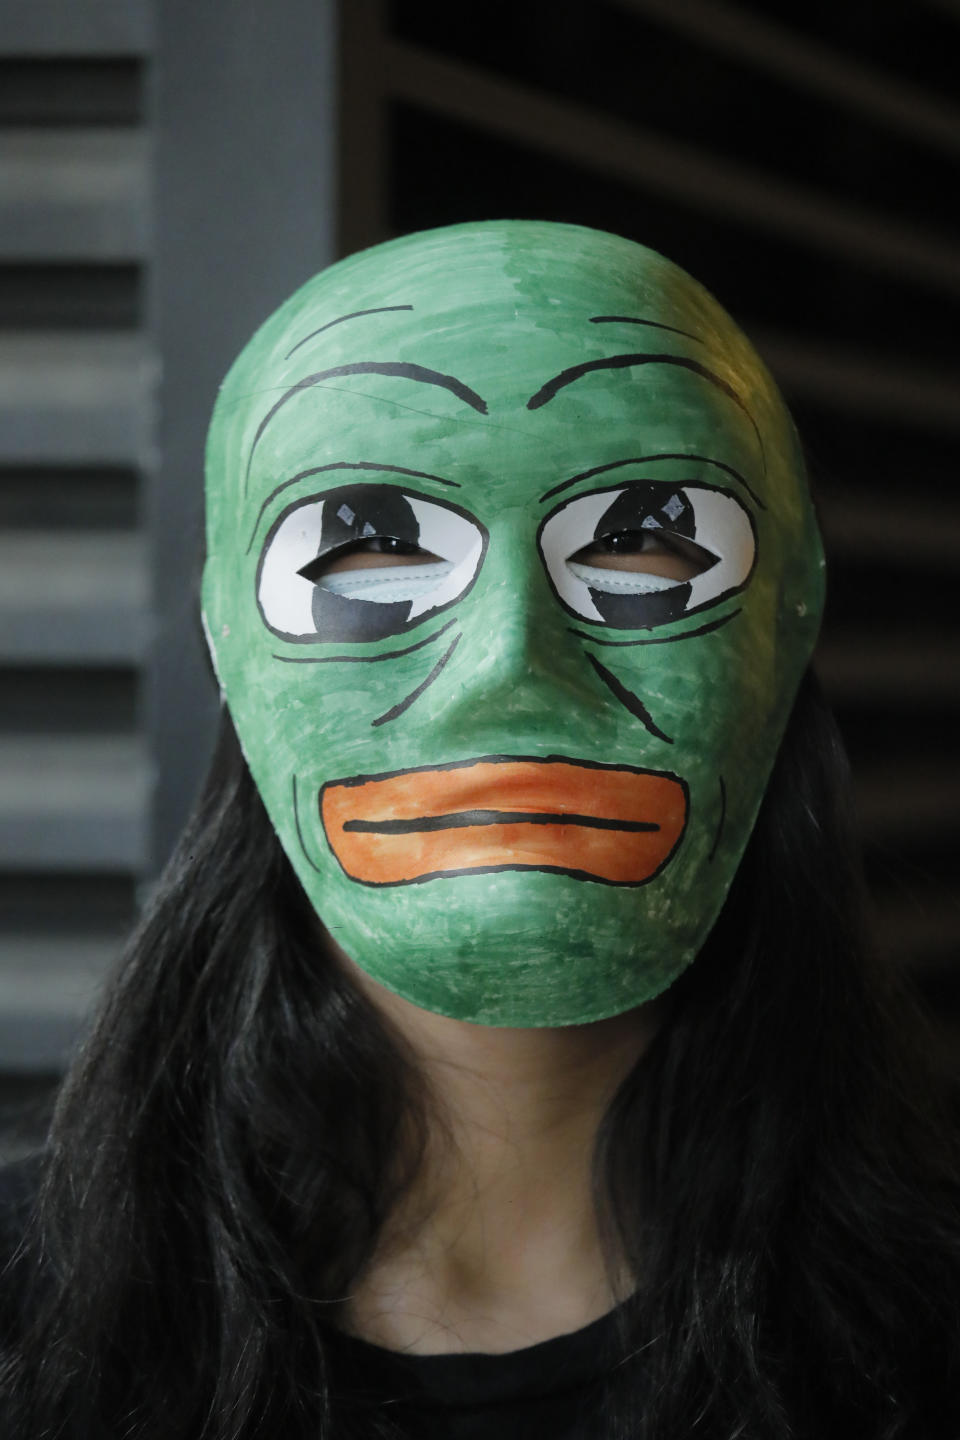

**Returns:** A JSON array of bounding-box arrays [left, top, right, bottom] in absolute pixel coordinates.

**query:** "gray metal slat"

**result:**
[[855, 768, 960, 842], [385, 38, 960, 300], [755, 333, 960, 431], [817, 495, 960, 564], [871, 896, 960, 967], [818, 639, 960, 704], [0, 531, 150, 663], [0, 933, 118, 1070], [917, 0, 960, 21], [0, 333, 156, 466], [613, 0, 960, 159], [0, 130, 150, 262], [0, 735, 153, 871], [0, 0, 152, 57]]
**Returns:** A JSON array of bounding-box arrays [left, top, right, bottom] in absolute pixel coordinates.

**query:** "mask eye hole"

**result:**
[[567, 529, 717, 593], [302, 535, 443, 578], [257, 485, 485, 643], [539, 482, 755, 629], [298, 534, 447, 593]]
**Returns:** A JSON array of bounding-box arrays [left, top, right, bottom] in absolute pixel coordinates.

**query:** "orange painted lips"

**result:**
[[320, 757, 687, 886]]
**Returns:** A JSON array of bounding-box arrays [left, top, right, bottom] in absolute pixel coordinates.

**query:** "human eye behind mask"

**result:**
[[567, 527, 715, 591]]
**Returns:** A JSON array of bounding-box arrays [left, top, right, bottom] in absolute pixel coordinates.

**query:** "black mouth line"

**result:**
[[342, 810, 660, 834]]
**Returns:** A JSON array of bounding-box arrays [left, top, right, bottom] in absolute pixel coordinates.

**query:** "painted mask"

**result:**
[[203, 220, 824, 1026]]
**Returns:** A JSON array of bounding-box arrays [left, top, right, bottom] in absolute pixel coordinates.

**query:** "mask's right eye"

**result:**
[[257, 484, 485, 642]]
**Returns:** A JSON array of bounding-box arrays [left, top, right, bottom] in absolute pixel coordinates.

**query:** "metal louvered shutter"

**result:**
[[0, 0, 337, 1137], [0, 2, 154, 1083]]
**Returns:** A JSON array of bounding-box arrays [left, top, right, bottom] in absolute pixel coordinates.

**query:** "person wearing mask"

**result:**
[[2, 220, 958, 1439]]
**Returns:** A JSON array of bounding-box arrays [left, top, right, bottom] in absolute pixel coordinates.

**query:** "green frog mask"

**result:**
[[203, 220, 824, 1026]]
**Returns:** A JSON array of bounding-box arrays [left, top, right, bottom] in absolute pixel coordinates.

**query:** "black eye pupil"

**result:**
[[604, 531, 647, 553]]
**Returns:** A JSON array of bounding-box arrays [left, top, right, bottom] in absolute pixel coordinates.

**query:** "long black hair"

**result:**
[[3, 671, 959, 1438]]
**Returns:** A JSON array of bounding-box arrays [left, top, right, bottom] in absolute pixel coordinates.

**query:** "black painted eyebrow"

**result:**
[[526, 352, 764, 470], [247, 461, 461, 553], [538, 453, 764, 510], [284, 306, 415, 362], [589, 315, 702, 345], [244, 361, 488, 495]]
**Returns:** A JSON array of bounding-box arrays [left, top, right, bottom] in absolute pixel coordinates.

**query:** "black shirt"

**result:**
[[324, 1307, 622, 1439], [0, 1160, 624, 1439]]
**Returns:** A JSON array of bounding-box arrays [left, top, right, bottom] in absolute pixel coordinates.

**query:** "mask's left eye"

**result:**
[[257, 484, 485, 643], [539, 481, 756, 630]]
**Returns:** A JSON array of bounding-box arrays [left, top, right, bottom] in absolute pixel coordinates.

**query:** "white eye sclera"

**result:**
[[257, 486, 484, 643], [539, 483, 756, 628]]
